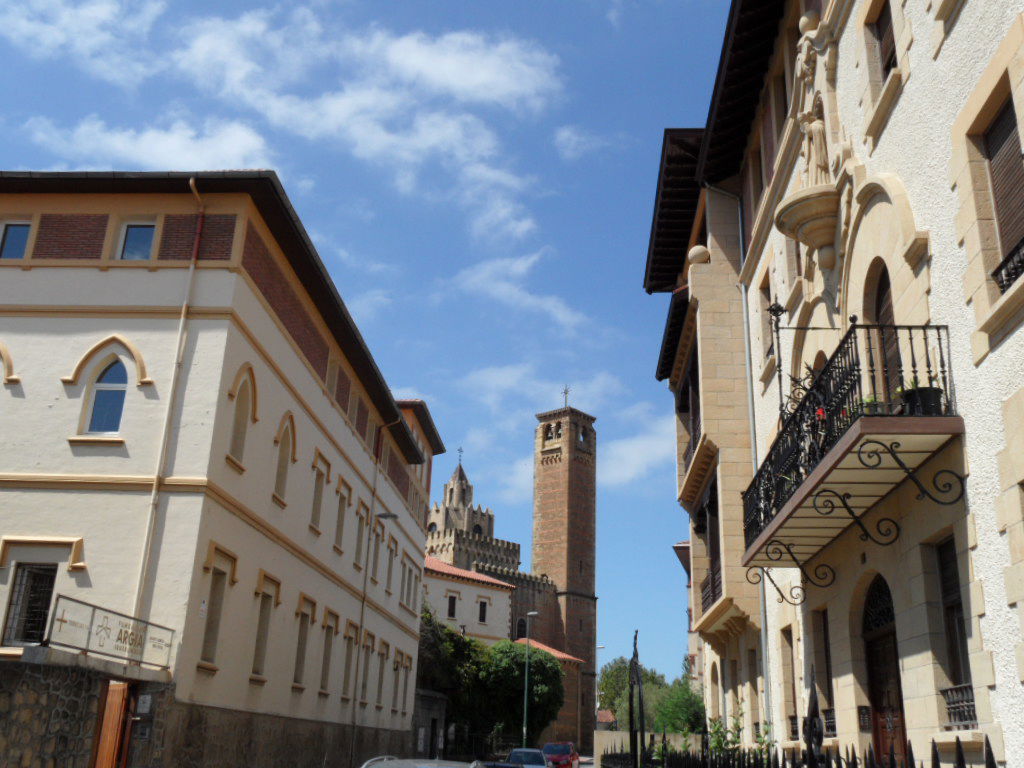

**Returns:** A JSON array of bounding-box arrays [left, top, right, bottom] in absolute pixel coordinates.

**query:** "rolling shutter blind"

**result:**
[[984, 99, 1024, 259], [875, 3, 897, 79]]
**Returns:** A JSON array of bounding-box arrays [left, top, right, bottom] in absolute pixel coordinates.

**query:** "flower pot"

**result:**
[[899, 386, 944, 416]]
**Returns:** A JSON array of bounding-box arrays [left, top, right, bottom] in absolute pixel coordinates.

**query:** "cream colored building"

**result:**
[[423, 555, 513, 645], [0, 171, 444, 767], [645, 1, 1024, 764]]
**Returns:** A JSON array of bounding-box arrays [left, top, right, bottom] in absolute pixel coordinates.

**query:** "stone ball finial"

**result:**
[[799, 11, 820, 35], [688, 245, 711, 264]]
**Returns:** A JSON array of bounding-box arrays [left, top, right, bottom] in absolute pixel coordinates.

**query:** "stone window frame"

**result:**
[[858, 0, 913, 150], [929, 0, 967, 56], [292, 592, 317, 690], [477, 594, 493, 625], [333, 477, 353, 556], [198, 543, 238, 672], [359, 629, 376, 706], [391, 649, 404, 713], [308, 449, 332, 536], [951, 16, 1024, 364], [375, 640, 391, 709], [385, 535, 398, 595], [319, 607, 340, 696], [272, 412, 298, 508], [341, 620, 360, 701], [353, 501, 370, 570], [250, 569, 281, 684]]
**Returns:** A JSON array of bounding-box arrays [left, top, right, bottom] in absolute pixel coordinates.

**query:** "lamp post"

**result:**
[[522, 610, 539, 748]]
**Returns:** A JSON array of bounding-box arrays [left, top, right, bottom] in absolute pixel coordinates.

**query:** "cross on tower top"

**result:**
[[457, 446, 464, 464], [562, 385, 570, 408]]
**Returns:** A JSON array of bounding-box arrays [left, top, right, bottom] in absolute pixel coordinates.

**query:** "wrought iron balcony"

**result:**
[[940, 684, 977, 731], [742, 323, 964, 572], [683, 407, 702, 473], [993, 236, 1024, 294], [700, 565, 722, 613]]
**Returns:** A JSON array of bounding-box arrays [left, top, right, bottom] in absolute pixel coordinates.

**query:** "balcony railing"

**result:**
[[743, 324, 956, 549], [700, 565, 722, 612], [993, 236, 1024, 294], [940, 684, 977, 730]]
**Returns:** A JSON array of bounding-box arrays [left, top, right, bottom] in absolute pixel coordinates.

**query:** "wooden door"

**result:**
[[92, 684, 132, 768], [874, 269, 902, 401], [866, 632, 907, 764]]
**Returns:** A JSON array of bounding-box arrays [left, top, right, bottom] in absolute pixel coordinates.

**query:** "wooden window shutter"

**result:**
[[985, 99, 1024, 259], [875, 2, 897, 79]]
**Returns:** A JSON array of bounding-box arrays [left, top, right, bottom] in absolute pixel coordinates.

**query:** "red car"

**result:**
[[542, 743, 579, 768]]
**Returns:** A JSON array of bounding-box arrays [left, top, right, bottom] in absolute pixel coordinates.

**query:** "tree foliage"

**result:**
[[482, 640, 565, 743], [598, 656, 667, 712], [417, 608, 565, 744], [602, 658, 705, 736]]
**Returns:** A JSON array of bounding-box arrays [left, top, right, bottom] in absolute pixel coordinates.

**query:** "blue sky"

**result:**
[[0, 0, 728, 678]]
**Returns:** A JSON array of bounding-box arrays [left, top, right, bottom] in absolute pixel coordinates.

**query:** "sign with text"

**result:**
[[47, 595, 174, 669]]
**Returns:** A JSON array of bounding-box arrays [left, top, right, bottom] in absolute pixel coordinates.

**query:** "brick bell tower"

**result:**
[[532, 405, 597, 753]]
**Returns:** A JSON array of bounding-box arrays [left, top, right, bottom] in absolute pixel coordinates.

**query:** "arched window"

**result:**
[[427, 522, 438, 534], [515, 618, 527, 639], [472, 524, 483, 535], [87, 360, 128, 434], [229, 379, 251, 461], [275, 424, 293, 502]]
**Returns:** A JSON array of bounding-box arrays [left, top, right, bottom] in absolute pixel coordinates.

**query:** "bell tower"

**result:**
[[532, 405, 597, 752]]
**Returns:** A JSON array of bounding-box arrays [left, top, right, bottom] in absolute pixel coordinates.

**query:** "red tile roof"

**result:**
[[514, 638, 584, 664], [424, 556, 514, 590]]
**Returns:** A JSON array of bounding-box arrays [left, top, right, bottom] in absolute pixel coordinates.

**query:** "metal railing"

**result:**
[[822, 709, 836, 738], [743, 324, 956, 549], [993, 236, 1024, 294], [940, 684, 977, 731], [788, 715, 799, 741], [700, 566, 722, 613]]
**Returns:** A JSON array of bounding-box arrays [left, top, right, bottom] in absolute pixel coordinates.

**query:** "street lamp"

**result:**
[[522, 610, 539, 748]]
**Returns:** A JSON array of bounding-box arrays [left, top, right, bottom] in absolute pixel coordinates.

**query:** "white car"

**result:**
[[359, 758, 477, 768]]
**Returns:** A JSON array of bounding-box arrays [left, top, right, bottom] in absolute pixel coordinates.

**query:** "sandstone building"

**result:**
[[424, 407, 598, 752], [644, 1, 1024, 764], [0, 171, 444, 767]]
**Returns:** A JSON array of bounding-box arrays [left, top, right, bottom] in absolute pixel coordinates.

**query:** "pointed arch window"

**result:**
[[229, 379, 252, 462], [272, 414, 296, 508], [87, 360, 128, 434]]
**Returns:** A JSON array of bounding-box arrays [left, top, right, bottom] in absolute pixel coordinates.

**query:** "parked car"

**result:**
[[542, 743, 579, 768], [506, 748, 551, 768], [359, 759, 476, 768]]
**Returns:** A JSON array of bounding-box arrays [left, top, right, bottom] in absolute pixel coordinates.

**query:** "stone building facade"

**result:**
[[424, 407, 598, 752], [644, 1, 1024, 764], [0, 171, 444, 767]]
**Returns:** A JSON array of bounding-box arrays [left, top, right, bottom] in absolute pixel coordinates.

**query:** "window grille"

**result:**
[[2, 564, 57, 646]]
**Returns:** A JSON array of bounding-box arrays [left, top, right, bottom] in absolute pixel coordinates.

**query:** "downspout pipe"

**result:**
[[133, 178, 205, 621], [702, 182, 774, 734]]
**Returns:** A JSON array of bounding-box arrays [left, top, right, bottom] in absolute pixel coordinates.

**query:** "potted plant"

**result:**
[[856, 395, 885, 416], [897, 375, 944, 415]]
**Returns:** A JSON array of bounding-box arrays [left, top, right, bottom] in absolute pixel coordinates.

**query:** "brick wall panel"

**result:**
[[33, 214, 108, 259], [158, 214, 236, 260], [241, 223, 329, 379]]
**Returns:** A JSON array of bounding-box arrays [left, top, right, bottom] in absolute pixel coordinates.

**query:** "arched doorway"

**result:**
[[862, 576, 906, 762]]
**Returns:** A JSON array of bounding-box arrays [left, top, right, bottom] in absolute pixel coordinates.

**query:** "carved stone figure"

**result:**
[[801, 96, 831, 188], [794, 12, 820, 114]]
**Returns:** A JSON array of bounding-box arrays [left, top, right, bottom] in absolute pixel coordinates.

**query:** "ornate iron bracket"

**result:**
[[857, 439, 966, 505], [765, 539, 836, 588], [747, 566, 806, 605], [812, 487, 900, 546]]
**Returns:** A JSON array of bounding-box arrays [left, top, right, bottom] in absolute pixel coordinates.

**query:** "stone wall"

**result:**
[[0, 660, 104, 768]]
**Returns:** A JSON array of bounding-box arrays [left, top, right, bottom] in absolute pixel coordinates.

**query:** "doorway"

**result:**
[[869, 265, 902, 403], [92, 681, 136, 768], [862, 576, 906, 763]]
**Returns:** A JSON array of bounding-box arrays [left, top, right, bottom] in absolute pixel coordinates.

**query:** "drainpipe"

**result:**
[[702, 182, 774, 735], [132, 178, 205, 621], [348, 414, 402, 767]]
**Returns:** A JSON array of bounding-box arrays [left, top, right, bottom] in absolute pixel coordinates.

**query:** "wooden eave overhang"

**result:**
[[673, 541, 692, 583], [742, 416, 965, 567], [656, 287, 692, 382], [644, 129, 703, 294], [0, 170, 425, 464], [396, 399, 446, 455], [696, 0, 788, 184]]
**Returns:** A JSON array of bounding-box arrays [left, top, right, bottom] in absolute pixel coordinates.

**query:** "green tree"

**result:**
[[481, 640, 565, 744], [652, 677, 705, 735], [417, 605, 489, 730], [598, 657, 668, 716]]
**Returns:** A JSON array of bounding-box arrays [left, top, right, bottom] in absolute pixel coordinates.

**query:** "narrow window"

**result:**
[[2, 563, 57, 646], [354, 505, 367, 566], [984, 99, 1024, 292], [321, 613, 338, 692], [376, 645, 388, 706], [335, 482, 351, 551], [0, 223, 30, 260], [342, 627, 357, 698], [937, 539, 971, 686], [371, 527, 381, 582], [747, 648, 760, 731], [759, 278, 774, 359], [401, 662, 410, 714], [360, 640, 373, 702], [392, 653, 402, 710], [252, 588, 275, 676], [229, 379, 251, 462], [201, 565, 228, 664], [310, 461, 326, 530], [119, 223, 155, 261], [516, 618, 527, 639], [873, 2, 897, 81], [781, 627, 798, 739], [447, 594, 457, 619], [87, 360, 128, 434], [386, 542, 396, 592], [274, 425, 292, 502], [479, 601, 488, 623], [294, 598, 315, 686], [400, 562, 408, 604]]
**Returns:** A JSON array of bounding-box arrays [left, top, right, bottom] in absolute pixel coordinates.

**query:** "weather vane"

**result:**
[[457, 446, 464, 464], [562, 385, 570, 408]]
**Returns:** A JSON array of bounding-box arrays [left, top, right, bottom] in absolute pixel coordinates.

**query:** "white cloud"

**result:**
[[461, 362, 623, 415], [345, 288, 392, 323], [451, 249, 586, 331], [335, 247, 395, 275], [0, 0, 165, 86], [598, 415, 677, 487], [391, 386, 434, 402], [554, 125, 609, 161], [25, 115, 272, 169], [496, 455, 534, 504]]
